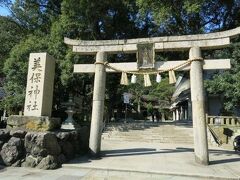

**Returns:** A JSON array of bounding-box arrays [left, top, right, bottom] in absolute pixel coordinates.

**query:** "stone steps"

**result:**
[[102, 123, 194, 144], [102, 134, 193, 138], [102, 135, 193, 139], [102, 133, 193, 138], [101, 139, 193, 144], [102, 137, 193, 142]]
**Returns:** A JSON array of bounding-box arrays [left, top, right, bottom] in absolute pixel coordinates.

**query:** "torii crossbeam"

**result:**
[[73, 59, 230, 73], [65, 27, 240, 165]]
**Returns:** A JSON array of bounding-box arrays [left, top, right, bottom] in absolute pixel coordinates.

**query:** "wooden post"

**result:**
[[184, 108, 188, 120], [173, 111, 176, 121], [188, 100, 192, 121], [190, 47, 209, 165], [176, 109, 179, 121], [89, 51, 107, 157]]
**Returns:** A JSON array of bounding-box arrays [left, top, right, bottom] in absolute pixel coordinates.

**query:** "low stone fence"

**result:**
[[206, 115, 240, 145], [0, 127, 89, 169], [206, 115, 240, 126]]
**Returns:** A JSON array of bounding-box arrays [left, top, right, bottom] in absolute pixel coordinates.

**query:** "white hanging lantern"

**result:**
[[120, 72, 129, 85], [169, 70, 177, 84], [131, 74, 137, 84], [144, 74, 152, 87], [156, 74, 162, 83]]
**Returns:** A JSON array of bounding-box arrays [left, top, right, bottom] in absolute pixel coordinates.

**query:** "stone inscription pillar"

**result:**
[[24, 53, 55, 117], [89, 51, 107, 157], [190, 47, 209, 165]]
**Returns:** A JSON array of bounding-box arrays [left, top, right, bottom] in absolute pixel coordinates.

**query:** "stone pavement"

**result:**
[[0, 140, 240, 179], [0, 165, 210, 180], [64, 140, 240, 180]]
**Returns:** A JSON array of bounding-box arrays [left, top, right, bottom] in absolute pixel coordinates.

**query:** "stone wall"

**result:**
[[0, 127, 89, 169], [209, 125, 239, 144]]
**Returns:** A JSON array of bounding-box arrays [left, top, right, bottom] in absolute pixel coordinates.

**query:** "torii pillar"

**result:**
[[190, 47, 209, 165], [89, 51, 107, 157]]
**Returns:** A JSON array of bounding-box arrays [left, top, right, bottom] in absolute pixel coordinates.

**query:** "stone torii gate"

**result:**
[[64, 27, 240, 165]]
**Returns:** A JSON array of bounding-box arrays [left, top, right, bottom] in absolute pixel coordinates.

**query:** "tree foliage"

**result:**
[[0, 16, 25, 74], [0, 0, 240, 117], [137, 0, 240, 34], [205, 41, 240, 113], [3, 34, 49, 113]]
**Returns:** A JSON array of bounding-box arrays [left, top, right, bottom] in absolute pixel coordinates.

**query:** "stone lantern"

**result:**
[[61, 95, 77, 130]]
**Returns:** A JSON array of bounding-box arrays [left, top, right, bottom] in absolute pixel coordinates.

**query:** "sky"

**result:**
[[0, 6, 11, 16]]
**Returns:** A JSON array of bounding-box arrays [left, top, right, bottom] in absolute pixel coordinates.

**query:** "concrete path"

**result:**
[[63, 140, 240, 180]]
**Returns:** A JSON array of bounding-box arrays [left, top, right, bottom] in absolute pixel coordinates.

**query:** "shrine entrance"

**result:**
[[64, 27, 240, 165]]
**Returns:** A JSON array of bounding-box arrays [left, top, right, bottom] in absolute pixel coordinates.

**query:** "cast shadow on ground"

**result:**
[[210, 157, 240, 165], [67, 147, 240, 166], [101, 147, 192, 157], [172, 147, 240, 165], [66, 147, 190, 164], [0, 165, 6, 173]]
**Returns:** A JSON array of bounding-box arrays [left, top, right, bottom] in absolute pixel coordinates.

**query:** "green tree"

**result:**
[[136, 0, 240, 116], [203, 0, 240, 114], [149, 78, 174, 104], [0, 16, 25, 75], [127, 75, 174, 115], [10, 0, 62, 33], [2, 34, 48, 114], [2, 0, 240, 118], [205, 41, 240, 114], [136, 0, 240, 34], [126, 75, 146, 113], [136, 0, 205, 34], [1, 0, 148, 115]]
